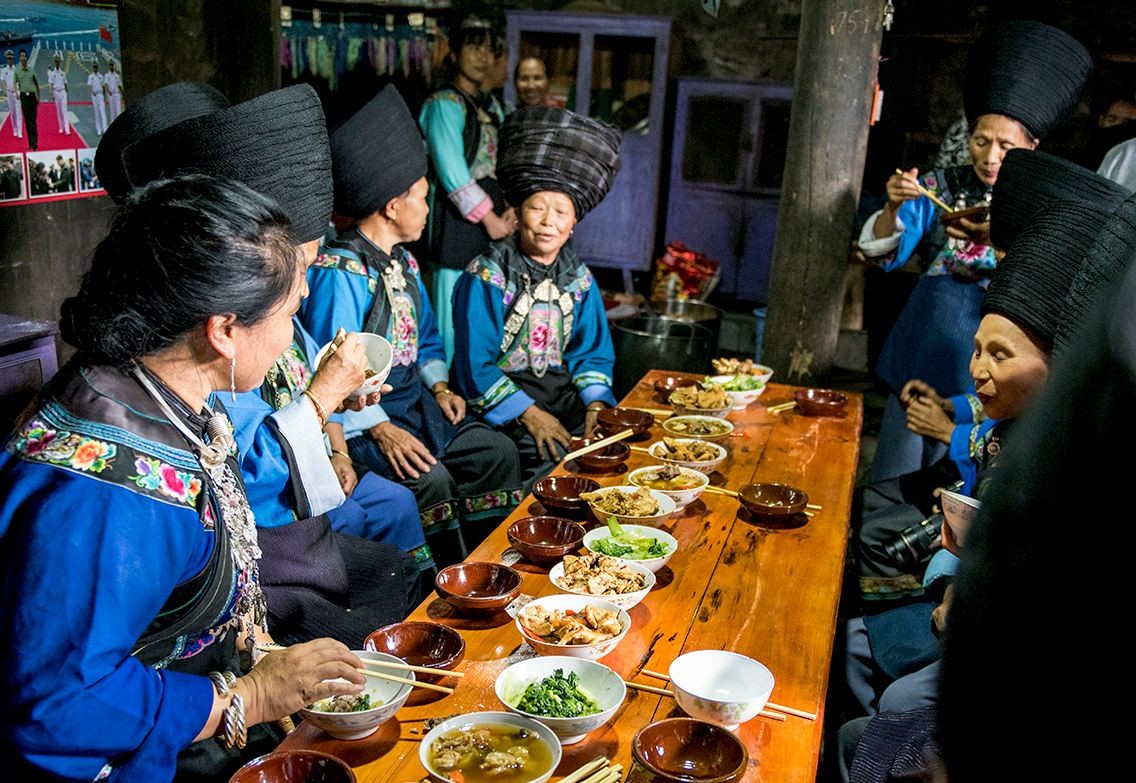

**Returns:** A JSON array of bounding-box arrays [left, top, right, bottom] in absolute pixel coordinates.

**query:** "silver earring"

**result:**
[[230, 358, 237, 402]]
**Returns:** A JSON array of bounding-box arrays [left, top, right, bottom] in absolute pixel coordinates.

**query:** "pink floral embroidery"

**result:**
[[159, 464, 189, 502]]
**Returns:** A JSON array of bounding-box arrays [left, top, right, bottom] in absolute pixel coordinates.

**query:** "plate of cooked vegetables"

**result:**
[[707, 374, 767, 409], [648, 437, 728, 474], [495, 657, 626, 745], [580, 485, 676, 525], [668, 383, 733, 418], [711, 357, 774, 385], [549, 553, 656, 609], [582, 518, 677, 573]]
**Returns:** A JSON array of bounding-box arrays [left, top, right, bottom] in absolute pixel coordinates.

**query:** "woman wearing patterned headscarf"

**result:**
[[452, 107, 621, 480]]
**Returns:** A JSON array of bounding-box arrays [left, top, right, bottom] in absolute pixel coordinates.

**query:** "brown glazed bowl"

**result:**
[[435, 562, 523, 614], [596, 407, 655, 438], [653, 376, 688, 404], [229, 750, 356, 783], [738, 482, 809, 517], [533, 476, 602, 518], [567, 437, 632, 472], [507, 516, 586, 564], [793, 388, 848, 416], [363, 621, 465, 683], [631, 718, 748, 783]]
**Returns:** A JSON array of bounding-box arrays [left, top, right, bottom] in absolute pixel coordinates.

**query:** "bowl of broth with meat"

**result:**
[[419, 711, 561, 783], [628, 465, 710, 508]]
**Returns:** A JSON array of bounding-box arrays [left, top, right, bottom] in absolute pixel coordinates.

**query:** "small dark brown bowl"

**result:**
[[632, 718, 748, 783], [229, 750, 356, 783], [435, 562, 522, 614], [567, 437, 632, 472], [793, 388, 848, 416], [507, 516, 586, 564], [653, 376, 688, 404], [533, 476, 601, 517], [738, 482, 808, 517], [596, 407, 655, 438], [363, 621, 465, 683]]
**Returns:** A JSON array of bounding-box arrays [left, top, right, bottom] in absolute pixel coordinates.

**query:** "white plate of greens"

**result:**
[[582, 518, 677, 573], [495, 656, 626, 745]]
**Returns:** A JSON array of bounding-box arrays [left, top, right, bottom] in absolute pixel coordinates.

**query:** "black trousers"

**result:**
[[18, 92, 37, 149]]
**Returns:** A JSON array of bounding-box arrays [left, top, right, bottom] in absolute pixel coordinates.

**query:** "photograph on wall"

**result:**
[[77, 146, 100, 192], [1, 1, 120, 207], [0, 153, 25, 202]]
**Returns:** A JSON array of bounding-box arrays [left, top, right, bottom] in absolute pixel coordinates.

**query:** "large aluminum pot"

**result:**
[[644, 299, 723, 354], [612, 316, 714, 398]]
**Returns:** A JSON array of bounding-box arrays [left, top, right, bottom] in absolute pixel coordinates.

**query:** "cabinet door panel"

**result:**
[[737, 198, 781, 303], [575, 131, 654, 268]]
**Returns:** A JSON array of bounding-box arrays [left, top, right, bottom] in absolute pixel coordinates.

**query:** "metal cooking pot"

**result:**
[[611, 315, 714, 398], [644, 299, 723, 355]]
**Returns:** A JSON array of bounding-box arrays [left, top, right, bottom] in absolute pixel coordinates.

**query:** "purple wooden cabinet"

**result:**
[[506, 11, 671, 287], [664, 78, 792, 304], [0, 314, 59, 433]]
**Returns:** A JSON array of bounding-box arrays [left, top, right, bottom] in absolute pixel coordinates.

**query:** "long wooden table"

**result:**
[[282, 371, 863, 783]]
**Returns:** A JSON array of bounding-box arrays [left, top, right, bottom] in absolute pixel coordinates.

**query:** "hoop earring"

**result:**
[[230, 358, 237, 402]]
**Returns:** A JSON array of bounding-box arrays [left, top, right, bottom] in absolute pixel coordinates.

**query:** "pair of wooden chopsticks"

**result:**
[[765, 401, 796, 414], [561, 757, 622, 783], [630, 669, 817, 721], [562, 428, 635, 463], [259, 643, 458, 695], [893, 169, 953, 212], [625, 406, 673, 418]]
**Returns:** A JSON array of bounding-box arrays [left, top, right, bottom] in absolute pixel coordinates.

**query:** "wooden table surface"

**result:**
[[281, 371, 863, 783]]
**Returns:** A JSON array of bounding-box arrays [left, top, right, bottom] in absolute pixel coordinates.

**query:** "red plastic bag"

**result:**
[[650, 241, 720, 301]]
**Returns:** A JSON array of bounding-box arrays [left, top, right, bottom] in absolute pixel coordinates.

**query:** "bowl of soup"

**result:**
[[312, 332, 393, 397], [420, 712, 561, 783], [628, 465, 710, 508], [660, 415, 734, 442], [298, 651, 413, 740]]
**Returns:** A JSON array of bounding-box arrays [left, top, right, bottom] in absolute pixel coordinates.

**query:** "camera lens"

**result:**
[[883, 514, 944, 567]]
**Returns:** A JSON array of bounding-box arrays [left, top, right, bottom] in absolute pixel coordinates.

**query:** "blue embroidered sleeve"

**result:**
[[566, 280, 617, 407], [452, 270, 535, 425], [419, 95, 490, 220], [949, 391, 985, 426], [953, 418, 999, 496], [0, 460, 215, 781]]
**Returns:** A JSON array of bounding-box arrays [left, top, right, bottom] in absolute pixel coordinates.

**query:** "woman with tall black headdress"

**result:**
[[451, 106, 621, 480]]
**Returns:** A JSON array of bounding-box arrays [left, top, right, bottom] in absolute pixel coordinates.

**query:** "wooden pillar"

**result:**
[[119, 0, 280, 104], [762, 0, 886, 382]]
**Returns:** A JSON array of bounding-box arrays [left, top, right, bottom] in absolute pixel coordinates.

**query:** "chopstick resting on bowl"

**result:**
[[625, 407, 673, 418], [356, 666, 455, 695], [701, 486, 739, 498], [563, 428, 635, 463], [894, 169, 953, 212], [639, 669, 816, 721], [623, 679, 787, 721]]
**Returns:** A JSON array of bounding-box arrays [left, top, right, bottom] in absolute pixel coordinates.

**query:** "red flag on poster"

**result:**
[[99, 25, 113, 43]]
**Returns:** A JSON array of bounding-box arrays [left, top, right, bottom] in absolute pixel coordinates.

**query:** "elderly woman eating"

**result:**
[[452, 107, 622, 480], [0, 176, 367, 781]]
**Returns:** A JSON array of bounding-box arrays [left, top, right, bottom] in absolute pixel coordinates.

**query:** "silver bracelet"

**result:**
[[208, 671, 246, 749]]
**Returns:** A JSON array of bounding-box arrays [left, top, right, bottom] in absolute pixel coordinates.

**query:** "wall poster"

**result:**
[[1, 1, 121, 207]]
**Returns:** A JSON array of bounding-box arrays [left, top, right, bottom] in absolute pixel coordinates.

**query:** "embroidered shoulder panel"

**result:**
[[8, 400, 206, 511], [424, 88, 466, 109]]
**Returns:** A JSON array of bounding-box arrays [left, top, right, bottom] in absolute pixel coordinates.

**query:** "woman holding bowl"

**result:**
[[452, 106, 621, 480], [0, 176, 366, 781], [858, 21, 1091, 482]]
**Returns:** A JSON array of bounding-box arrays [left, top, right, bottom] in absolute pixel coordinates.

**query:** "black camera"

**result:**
[[883, 512, 944, 568]]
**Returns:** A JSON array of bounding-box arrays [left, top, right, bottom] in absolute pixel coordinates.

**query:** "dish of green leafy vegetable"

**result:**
[[511, 669, 601, 718], [719, 375, 763, 391], [590, 518, 670, 560]]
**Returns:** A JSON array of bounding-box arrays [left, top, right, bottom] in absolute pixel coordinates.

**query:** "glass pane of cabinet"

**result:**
[[752, 99, 792, 190], [591, 35, 654, 133], [519, 31, 580, 110], [682, 96, 747, 187]]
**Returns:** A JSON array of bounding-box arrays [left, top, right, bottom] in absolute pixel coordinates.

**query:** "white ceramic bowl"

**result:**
[[661, 415, 735, 442], [298, 650, 413, 739], [708, 374, 768, 409], [419, 711, 562, 783], [585, 485, 677, 527], [495, 656, 626, 745], [581, 524, 677, 574], [668, 650, 775, 730], [750, 364, 775, 385], [627, 465, 710, 508], [648, 439, 728, 475], [312, 332, 393, 397], [516, 594, 631, 660], [548, 557, 656, 609]]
